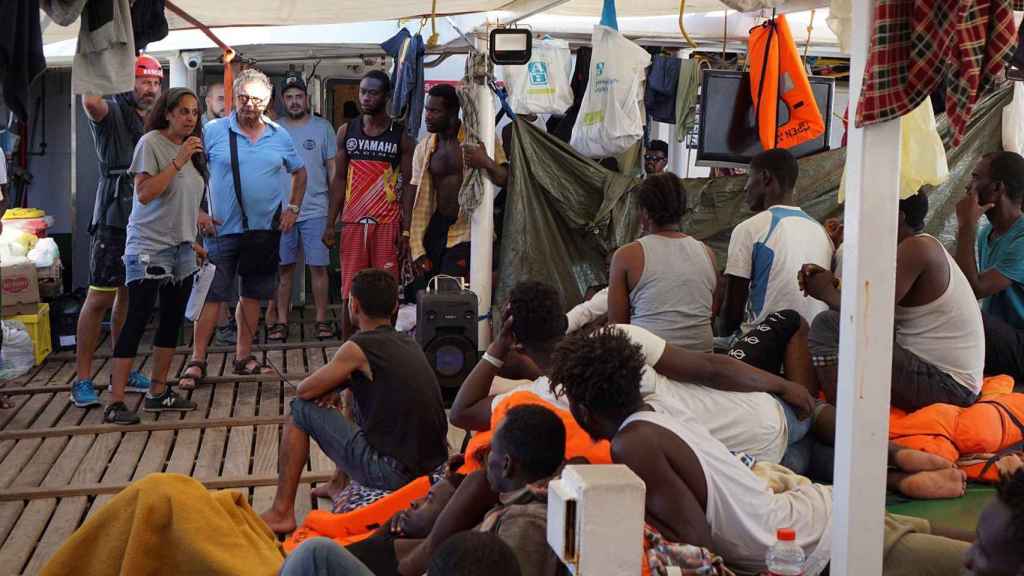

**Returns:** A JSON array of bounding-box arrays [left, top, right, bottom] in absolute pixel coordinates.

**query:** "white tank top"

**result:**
[[894, 235, 985, 394], [621, 396, 833, 574], [630, 235, 716, 352]]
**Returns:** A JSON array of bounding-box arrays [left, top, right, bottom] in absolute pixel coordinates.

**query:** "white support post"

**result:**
[[831, 1, 901, 574], [471, 36, 496, 349], [169, 52, 197, 90]]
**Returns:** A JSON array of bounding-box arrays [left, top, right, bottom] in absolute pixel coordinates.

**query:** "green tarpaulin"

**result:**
[[496, 85, 1012, 316]]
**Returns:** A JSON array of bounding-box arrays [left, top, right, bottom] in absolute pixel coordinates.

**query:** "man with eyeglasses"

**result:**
[[178, 68, 308, 389], [644, 139, 669, 175]]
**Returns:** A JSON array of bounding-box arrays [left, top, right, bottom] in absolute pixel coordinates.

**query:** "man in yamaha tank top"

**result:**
[[324, 70, 416, 339]]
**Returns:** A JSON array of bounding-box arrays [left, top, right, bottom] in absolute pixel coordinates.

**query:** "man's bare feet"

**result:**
[[891, 446, 955, 473], [310, 469, 349, 501], [260, 508, 297, 535], [896, 468, 967, 500], [0, 394, 12, 409], [996, 453, 1024, 480]]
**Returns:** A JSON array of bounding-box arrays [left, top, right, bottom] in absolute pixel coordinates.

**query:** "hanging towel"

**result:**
[[39, 0, 88, 26], [645, 55, 681, 124], [1, 0, 47, 122], [72, 0, 136, 96], [381, 28, 426, 140], [675, 59, 700, 142]]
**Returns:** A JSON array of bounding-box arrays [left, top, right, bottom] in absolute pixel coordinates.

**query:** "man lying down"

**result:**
[[452, 281, 967, 500]]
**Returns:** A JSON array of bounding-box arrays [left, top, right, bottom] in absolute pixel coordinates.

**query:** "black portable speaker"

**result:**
[[416, 286, 479, 406]]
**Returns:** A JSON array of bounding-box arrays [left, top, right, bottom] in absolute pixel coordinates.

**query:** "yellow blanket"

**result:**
[[41, 474, 285, 576]]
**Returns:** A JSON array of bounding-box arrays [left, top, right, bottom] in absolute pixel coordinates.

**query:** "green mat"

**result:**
[[885, 485, 995, 531]]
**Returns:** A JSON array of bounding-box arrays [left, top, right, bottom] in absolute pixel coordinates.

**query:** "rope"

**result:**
[[426, 0, 440, 47], [164, 0, 237, 106], [457, 52, 491, 216], [678, 0, 698, 49], [803, 9, 816, 63]]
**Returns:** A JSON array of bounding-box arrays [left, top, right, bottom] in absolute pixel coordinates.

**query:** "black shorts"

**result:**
[[89, 225, 127, 290], [727, 309, 802, 375]]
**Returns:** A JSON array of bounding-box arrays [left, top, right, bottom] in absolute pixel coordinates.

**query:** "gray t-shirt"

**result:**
[[279, 115, 336, 221], [125, 131, 205, 254]]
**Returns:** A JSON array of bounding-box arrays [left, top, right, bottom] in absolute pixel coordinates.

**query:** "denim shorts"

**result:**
[[123, 242, 198, 286], [280, 216, 330, 267], [204, 233, 278, 302]]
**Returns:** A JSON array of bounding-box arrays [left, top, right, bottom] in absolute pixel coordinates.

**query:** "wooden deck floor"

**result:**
[[0, 307, 459, 575]]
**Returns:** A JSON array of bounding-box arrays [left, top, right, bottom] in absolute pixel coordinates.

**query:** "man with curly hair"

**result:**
[[450, 280, 820, 468], [551, 327, 973, 575]]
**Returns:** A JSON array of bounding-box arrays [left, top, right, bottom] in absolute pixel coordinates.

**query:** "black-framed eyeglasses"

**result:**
[[645, 155, 667, 162]]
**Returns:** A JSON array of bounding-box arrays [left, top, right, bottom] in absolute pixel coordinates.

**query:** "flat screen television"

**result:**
[[695, 70, 834, 168]]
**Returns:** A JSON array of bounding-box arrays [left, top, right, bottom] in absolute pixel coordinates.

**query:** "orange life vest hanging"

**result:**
[[747, 14, 824, 150]]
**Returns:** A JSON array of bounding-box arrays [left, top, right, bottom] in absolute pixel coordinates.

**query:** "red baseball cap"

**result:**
[[135, 54, 164, 79]]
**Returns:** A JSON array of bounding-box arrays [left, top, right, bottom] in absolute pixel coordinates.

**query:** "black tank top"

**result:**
[[348, 325, 448, 476], [344, 116, 402, 167]]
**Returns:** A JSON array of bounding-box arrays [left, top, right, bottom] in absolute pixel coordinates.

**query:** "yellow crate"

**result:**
[[5, 303, 52, 365]]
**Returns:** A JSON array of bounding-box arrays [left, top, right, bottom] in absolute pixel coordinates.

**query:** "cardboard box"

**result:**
[[37, 260, 62, 299], [2, 262, 40, 310]]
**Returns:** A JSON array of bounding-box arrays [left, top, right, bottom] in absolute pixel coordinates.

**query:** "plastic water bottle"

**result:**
[[766, 528, 805, 575]]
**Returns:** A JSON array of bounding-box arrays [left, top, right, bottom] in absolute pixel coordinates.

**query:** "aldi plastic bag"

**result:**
[[1003, 82, 1024, 155], [501, 37, 573, 115], [0, 320, 35, 380], [570, 25, 652, 159]]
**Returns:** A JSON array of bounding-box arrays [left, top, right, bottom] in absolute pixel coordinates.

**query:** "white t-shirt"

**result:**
[[726, 206, 834, 334], [565, 287, 609, 334], [494, 324, 789, 463], [624, 396, 833, 574]]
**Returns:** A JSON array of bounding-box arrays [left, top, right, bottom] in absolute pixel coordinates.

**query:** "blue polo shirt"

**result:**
[[978, 216, 1024, 329], [204, 113, 304, 235]]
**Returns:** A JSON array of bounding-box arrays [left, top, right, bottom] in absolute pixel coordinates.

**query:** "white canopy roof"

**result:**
[[41, 0, 830, 45]]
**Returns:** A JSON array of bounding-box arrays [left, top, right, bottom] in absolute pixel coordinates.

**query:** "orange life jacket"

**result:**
[[458, 391, 613, 475], [890, 375, 1024, 483], [747, 14, 824, 150], [283, 475, 432, 553]]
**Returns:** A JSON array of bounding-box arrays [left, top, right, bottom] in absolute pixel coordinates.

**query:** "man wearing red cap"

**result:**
[[70, 54, 165, 415]]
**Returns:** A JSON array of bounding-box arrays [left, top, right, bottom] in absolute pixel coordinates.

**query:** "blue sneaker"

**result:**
[[70, 379, 101, 408], [108, 370, 152, 394]]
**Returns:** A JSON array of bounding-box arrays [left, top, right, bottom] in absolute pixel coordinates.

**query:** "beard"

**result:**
[[287, 107, 306, 119]]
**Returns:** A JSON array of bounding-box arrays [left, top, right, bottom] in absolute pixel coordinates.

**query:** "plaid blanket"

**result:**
[[856, 0, 1017, 146]]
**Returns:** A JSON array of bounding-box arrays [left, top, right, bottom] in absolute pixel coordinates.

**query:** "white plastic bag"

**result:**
[[185, 262, 216, 322], [501, 38, 573, 115], [1003, 82, 1024, 155], [570, 25, 652, 159], [0, 320, 35, 380]]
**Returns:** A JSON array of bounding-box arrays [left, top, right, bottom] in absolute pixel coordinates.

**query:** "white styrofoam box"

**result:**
[[547, 464, 646, 576]]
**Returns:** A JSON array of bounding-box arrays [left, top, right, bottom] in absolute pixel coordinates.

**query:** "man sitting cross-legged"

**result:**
[[551, 327, 972, 575], [261, 268, 449, 535], [450, 281, 819, 469]]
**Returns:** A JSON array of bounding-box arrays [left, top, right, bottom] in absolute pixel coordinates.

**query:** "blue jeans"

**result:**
[[290, 398, 412, 491], [123, 242, 197, 285], [778, 397, 814, 474], [279, 538, 374, 576]]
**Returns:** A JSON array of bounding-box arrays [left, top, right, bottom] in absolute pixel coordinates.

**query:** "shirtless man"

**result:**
[[408, 84, 507, 284], [801, 191, 985, 411], [551, 328, 971, 575]]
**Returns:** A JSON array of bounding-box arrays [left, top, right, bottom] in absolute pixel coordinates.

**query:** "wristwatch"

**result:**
[[287, 204, 300, 215]]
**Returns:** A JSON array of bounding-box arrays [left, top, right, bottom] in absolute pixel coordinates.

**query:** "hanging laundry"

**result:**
[[550, 46, 592, 143], [748, 14, 825, 150], [381, 28, 425, 140], [856, 0, 1016, 146], [1, 0, 47, 122], [39, 0, 88, 25], [719, 0, 786, 10], [131, 0, 168, 52], [675, 59, 701, 142], [72, 0, 137, 96], [645, 55, 681, 124]]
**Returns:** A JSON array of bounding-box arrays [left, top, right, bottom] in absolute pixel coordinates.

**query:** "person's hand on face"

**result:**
[[798, 263, 839, 301], [956, 191, 994, 227]]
